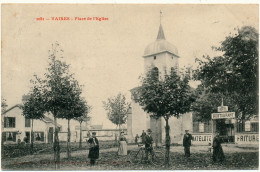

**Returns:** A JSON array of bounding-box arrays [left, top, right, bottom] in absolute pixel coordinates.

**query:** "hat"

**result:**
[[92, 132, 96, 135], [147, 129, 152, 133], [185, 130, 189, 132]]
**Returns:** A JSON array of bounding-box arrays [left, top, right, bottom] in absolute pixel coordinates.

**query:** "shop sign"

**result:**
[[211, 112, 235, 119], [235, 134, 259, 143], [199, 123, 204, 132], [245, 121, 251, 131], [218, 106, 228, 112], [192, 134, 212, 142]]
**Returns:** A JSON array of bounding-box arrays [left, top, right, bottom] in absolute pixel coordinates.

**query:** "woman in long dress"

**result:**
[[212, 132, 225, 163], [88, 132, 99, 165], [118, 131, 127, 156]]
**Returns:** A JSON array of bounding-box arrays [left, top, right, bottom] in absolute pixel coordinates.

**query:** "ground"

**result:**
[[1, 142, 259, 170]]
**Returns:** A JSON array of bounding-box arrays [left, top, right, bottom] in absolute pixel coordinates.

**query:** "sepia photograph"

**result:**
[[1, 3, 259, 170]]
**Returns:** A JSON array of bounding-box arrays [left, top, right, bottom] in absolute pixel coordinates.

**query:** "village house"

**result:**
[[2, 104, 61, 144]]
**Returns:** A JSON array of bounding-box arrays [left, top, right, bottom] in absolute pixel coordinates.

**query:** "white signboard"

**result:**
[[199, 123, 204, 132], [192, 134, 212, 143], [218, 106, 228, 112], [245, 121, 251, 131], [235, 134, 259, 144], [211, 112, 235, 119]]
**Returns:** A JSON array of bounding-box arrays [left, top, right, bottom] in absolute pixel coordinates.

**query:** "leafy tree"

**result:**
[[30, 42, 86, 168], [61, 78, 85, 159], [194, 26, 258, 120], [74, 100, 91, 148], [103, 93, 130, 129], [134, 67, 195, 166], [22, 86, 45, 154]]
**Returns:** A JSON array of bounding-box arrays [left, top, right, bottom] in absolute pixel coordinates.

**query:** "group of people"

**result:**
[[87, 129, 225, 166], [183, 130, 225, 163]]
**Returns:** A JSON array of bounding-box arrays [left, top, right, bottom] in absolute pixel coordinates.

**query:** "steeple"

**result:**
[[157, 24, 165, 40]]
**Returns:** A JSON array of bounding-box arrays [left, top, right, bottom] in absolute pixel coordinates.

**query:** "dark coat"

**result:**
[[144, 135, 153, 148], [213, 136, 225, 162], [183, 133, 192, 147], [88, 137, 99, 159]]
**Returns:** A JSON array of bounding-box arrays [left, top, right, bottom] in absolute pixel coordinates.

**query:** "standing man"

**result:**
[[144, 129, 153, 160], [183, 130, 192, 157], [141, 130, 146, 144], [88, 132, 99, 166]]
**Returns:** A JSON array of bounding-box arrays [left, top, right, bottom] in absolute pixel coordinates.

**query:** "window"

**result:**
[[34, 132, 44, 142], [25, 118, 31, 127], [251, 122, 259, 132], [2, 132, 17, 142], [4, 117, 16, 128], [154, 56, 156, 60]]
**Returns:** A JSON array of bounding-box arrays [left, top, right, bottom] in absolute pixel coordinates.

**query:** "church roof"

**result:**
[[143, 24, 178, 57]]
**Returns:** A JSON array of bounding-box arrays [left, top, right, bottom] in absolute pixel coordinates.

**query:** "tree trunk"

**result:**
[[30, 119, 34, 154], [67, 119, 71, 159], [79, 121, 82, 148], [54, 117, 60, 169], [155, 118, 158, 147], [165, 117, 170, 167]]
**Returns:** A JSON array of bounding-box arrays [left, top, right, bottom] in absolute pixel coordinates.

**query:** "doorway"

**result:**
[[48, 127, 53, 143], [215, 119, 234, 143]]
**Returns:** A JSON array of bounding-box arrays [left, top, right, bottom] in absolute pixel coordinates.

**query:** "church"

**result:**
[[127, 21, 193, 145]]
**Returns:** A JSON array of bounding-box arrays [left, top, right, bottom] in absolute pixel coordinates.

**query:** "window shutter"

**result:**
[[13, 118, 16, 128], [41, 132, 44, 142], [4, 117, 7, 128], [2, 132, 6, 142], [13, 132, 16, 142]]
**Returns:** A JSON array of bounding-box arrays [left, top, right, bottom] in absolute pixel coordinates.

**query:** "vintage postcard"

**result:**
[[1, 3, 259, 170]]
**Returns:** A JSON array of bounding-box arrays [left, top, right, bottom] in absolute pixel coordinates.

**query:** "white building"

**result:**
[[127, 23, 193, 144], [2, 104, 60, 144]]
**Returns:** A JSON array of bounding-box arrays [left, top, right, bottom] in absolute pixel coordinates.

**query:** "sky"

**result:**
[[1, 4, 258, 128]]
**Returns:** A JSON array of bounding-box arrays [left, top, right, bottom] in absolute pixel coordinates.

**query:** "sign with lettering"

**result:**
[[245, 121, 251, 131], [192, 134, 212, 145], [235, 134, 259, 144], [218, 106, 228, 112], [211, 112, 235, 119]]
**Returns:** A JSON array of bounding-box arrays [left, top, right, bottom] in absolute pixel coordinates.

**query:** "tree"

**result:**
[[22, 86, 45, 154], [61, 78, 85, 160], [74, 100, 91, 148], [192, 85, 240, 122], [30, 42, 86, 168], [194, 26, 258, 120], [103, 93, 130, 129], [134, 67, 195, 166]]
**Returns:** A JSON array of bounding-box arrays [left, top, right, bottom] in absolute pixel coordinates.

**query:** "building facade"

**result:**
[[2, 104, 60, 144]]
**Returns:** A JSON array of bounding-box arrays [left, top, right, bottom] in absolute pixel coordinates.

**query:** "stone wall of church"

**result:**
[[127, 101, 149, 143]]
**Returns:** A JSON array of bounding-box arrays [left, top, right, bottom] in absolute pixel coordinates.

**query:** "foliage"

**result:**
[[1, 98, 8, 113], [22, 87, 45, 120], [134, 67, 195, 120], [194, 26, 258, 119], [103, 93, 130, 127], [74, 99, 91, 123], [192, 85, 240, 122]]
